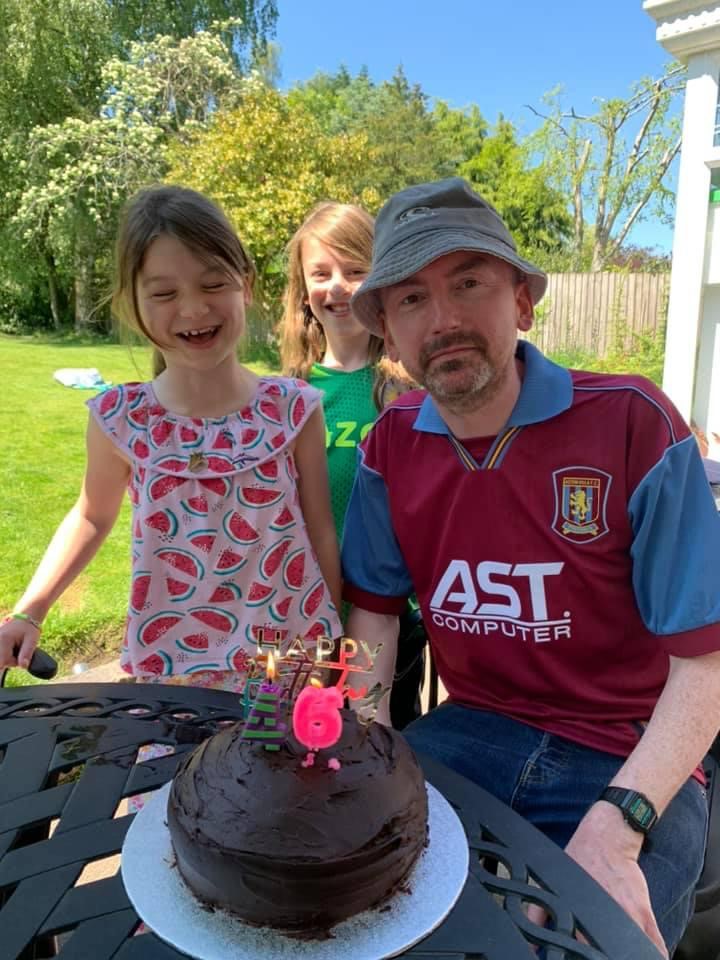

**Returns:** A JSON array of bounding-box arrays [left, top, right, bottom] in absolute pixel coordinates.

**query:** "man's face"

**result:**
[[379, 251, 533, 414]]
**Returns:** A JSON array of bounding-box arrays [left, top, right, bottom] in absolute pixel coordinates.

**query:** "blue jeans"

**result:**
[[403, 704, 708, 956]]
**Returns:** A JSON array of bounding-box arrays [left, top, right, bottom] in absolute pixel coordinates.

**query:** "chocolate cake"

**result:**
[[166, 709, 428, 934]]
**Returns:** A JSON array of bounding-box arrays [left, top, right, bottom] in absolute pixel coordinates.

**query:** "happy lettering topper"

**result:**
[[238, 629, 389, 724]]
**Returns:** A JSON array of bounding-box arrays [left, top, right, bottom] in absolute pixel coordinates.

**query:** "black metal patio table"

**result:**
[[0, 682, 663, 960]]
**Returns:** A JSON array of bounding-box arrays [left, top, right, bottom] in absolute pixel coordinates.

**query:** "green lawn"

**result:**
[[2, 332, 662, 681], [0, 335, 273, 676]]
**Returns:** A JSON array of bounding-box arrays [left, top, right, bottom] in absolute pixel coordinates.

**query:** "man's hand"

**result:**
[[528, 802, 667, 958], [566, 803, 667, 956]]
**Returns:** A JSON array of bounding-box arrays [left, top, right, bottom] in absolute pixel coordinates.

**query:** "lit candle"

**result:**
[[260, 650, 280, 693], [292, 682, 343, 753], [241, 651, 286, 751]]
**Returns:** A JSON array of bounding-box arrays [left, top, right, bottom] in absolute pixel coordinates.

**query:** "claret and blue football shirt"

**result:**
[[341, 341, 720, 758]]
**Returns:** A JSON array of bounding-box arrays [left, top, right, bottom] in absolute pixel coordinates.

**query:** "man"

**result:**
[[341, 177, 720, 957]]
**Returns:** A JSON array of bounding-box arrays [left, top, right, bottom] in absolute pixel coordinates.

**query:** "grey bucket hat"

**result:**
[[351, 177, 548, 336]]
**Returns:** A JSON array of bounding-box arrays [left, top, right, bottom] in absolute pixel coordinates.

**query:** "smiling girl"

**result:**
[[0, 186, 342, 686], [280, 202, 413, 540], [279, 202, 424, 730]]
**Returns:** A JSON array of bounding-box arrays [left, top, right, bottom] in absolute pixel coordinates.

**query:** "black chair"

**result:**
[[389, 606, 428, 729], [675, 739, 720, 960]]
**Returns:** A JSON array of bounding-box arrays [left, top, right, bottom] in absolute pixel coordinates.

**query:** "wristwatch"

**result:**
[[599, 787, 658, 837]]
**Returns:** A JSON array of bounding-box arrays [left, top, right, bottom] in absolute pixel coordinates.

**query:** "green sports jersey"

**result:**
[[309, 363, 377, 539]]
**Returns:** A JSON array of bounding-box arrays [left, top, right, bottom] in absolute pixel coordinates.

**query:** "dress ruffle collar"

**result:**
[[96, 377, 313, 477]]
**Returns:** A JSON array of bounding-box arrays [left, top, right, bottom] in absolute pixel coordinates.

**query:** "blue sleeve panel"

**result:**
[[341, 449, 413, 600], [629, 434, 720, 634]]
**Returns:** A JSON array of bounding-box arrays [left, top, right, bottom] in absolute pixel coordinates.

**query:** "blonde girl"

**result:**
[[280, 202, 424, 730], [280, 202, 413, 540]]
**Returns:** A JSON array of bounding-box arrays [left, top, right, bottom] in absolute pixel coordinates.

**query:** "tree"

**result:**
[[0, 0, 275, 133], [11, 25, 241, 331], [167, 79, 374, 310], [431, 99, 488, 171], [459, 118, 572, 264], [289, 67, 569, 265], [0, 0, 111, 129], [606, 244, 671, 273], [288, 66, 487, 198], [527, 64, 684, 271], [0, 0, 114, 328], [0, 0, 277, 330], [109, 0, 276, 64]]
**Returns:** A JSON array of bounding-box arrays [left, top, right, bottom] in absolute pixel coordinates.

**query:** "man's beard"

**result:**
[[414, 332, 501, 413]]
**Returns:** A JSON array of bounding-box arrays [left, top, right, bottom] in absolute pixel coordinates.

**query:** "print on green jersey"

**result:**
[[309, 364, 377, 539]]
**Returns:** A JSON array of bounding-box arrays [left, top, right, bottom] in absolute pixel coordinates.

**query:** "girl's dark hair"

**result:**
[[112, 185, 256, 376]]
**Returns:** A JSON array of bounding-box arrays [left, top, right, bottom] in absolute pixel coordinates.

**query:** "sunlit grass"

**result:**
[[0, 334, 274, 676]]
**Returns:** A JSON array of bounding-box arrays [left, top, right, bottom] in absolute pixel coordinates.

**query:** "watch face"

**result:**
[[628, 795, 655, 829]]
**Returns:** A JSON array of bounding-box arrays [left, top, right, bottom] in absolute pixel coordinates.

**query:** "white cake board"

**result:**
[[121, 780, 469, 960]]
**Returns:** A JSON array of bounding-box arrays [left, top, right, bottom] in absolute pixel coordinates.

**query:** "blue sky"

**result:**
[[274, 0, 678, 251]]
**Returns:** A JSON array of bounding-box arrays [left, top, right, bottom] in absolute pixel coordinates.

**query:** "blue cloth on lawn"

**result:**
[[53, 368, 111, 391]]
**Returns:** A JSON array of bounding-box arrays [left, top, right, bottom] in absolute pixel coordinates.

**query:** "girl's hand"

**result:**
[[0, 616, 40, 670], [375, 358, 419, 408]]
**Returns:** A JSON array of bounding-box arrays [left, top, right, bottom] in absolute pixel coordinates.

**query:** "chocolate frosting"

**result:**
[[167, 710, 428, 934]]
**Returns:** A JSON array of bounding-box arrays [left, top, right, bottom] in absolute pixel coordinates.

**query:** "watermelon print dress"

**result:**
[[87, 377, 341, 681]]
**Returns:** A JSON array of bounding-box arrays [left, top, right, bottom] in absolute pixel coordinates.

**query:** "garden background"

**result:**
[[0, 1, 681, 673]]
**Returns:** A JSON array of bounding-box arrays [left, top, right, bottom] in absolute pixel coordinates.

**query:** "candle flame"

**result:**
[[309, 677, 323, 688], [267, 650, 276, 681]]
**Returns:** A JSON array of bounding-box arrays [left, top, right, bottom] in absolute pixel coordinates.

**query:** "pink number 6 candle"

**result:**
[[292, 685, 343, 752]]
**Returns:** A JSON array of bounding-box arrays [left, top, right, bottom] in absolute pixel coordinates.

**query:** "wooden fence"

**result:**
[[245, 271, 670, 360], [526, 272, 669, 357]]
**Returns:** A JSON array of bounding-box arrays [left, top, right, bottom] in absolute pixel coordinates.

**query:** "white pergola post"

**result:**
[[663, 53, 718, 418], [644, 1, 720, 456]]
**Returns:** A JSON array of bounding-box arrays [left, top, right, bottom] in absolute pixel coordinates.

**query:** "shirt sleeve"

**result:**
[[341, 444, 411, 615], [629, 409, 720, 656], [86, 384, 138, 458]]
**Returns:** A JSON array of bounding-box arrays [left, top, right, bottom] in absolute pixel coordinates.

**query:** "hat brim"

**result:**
[[351, 229, 548, 337]]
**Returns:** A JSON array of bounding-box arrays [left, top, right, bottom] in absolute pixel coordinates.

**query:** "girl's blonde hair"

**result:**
[[112, 185, 256, 376], [280, 202, 384, 380]]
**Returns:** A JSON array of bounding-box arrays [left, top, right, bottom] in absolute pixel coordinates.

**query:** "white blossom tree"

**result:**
[[11, 25, 241, 329]]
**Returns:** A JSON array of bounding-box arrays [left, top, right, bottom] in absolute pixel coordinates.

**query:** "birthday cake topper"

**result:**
[[239, 628, 390, 760]]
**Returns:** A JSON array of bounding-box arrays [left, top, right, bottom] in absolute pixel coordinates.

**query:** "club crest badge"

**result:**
[[551, 467, 612, 543]]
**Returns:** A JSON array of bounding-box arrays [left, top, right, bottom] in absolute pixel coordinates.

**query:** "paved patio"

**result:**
[[57, 659, 130, 684]]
